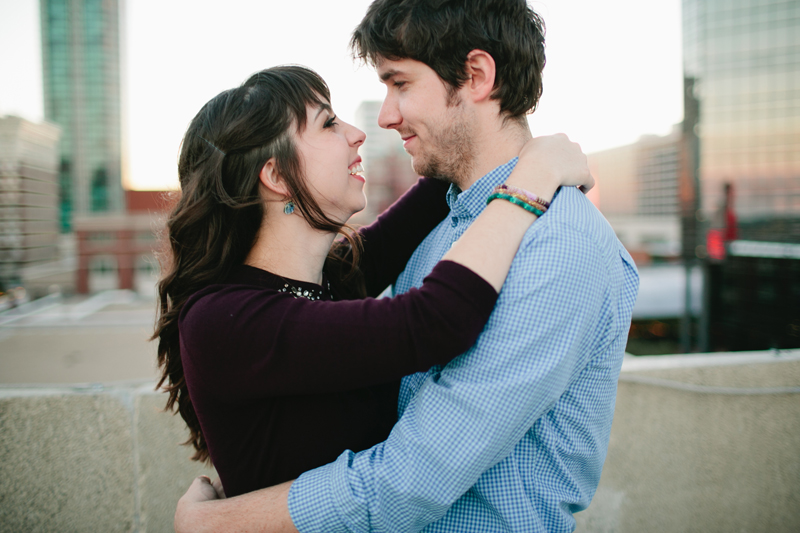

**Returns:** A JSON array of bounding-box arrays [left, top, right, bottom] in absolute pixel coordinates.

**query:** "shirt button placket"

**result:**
[[449, 211, 461, 247]]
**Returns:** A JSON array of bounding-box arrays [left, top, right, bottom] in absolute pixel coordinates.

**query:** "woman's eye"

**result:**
[[324, 116, 339, 128]]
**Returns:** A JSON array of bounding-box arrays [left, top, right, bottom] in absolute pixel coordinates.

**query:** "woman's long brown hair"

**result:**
[[153, 66, 364, 463]]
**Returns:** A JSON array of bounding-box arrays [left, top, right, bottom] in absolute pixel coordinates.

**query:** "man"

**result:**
[[176, 1, 639, 531]]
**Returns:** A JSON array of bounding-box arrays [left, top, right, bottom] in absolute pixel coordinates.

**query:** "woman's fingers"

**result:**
[[185, 475, 221, 502], [211, 477, 226, 499]]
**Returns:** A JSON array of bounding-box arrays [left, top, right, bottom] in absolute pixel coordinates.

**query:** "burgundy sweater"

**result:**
[[179, 178, 498, 496]]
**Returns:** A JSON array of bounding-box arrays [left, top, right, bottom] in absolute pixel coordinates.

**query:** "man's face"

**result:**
[[376, 58, 474, 183]]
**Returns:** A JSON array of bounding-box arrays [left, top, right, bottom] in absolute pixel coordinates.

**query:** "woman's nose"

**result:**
[[348, 123, 366, 147]]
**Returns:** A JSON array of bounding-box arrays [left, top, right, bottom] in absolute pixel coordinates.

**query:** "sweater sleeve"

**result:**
[[179, 260, 496, 401], [356, 177, 450, 297]]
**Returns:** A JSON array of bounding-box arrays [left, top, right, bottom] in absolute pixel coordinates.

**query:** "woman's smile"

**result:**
[[349, 161, 366, 182]]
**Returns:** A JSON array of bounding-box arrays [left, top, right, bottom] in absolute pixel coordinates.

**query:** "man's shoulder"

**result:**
[[544, 187, 613, 235], [521, 188, 618, 254], [510, 187, 637, 291]]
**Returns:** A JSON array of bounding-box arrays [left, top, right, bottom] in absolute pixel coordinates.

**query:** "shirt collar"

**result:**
[[446, 157, 519, 219]]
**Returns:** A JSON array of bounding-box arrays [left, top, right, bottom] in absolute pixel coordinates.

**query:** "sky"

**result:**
[[0, 0, 683, 190]]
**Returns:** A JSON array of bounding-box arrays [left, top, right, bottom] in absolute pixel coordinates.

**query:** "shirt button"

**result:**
[[451, 217, 458, 227]]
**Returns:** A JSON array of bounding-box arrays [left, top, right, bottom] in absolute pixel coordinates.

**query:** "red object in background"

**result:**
[[125, 190, 175, 213], [707, 228, 726, 261], [724, 206, 738, 241], [707, 182, 738, 262]]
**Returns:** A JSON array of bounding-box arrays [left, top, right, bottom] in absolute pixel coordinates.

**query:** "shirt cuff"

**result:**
[[288, 451, 367, 533]]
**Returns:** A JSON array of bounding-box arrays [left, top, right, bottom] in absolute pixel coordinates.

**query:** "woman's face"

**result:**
[[293, 102, 367, 222]]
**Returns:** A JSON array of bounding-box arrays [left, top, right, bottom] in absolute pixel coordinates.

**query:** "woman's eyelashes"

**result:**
[[323, 115, 339, 129]]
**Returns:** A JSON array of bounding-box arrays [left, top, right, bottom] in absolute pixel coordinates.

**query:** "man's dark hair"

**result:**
[[351, 0, 546, 120]]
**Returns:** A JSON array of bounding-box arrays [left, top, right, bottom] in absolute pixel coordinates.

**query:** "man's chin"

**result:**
[[412, 159, 453, 183], [410, 157, 434, 179]]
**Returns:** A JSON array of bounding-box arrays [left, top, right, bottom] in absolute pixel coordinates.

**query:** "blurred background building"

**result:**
[[7, 0, 171, 297], [588, 0, 800, 354], [684, 0, 800, 352], [41, 0, 125, 231], [0, 116, 61, 292], [589, 127, 682, 265], [684, 0, 799, 232], [72, 190, 170, 296], [352, 101, 419, 225]]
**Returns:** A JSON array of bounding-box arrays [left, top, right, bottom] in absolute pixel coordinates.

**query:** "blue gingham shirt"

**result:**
[[289, 158, 639, 532]]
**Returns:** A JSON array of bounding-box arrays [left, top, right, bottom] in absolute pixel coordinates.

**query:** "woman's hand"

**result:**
[[507, 134, 594, 203], [174, 476, 225, 533]]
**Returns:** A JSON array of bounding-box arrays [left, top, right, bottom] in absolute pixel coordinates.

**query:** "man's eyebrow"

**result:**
[[314, 103, 333, 120], [379, 69, 401, 82]]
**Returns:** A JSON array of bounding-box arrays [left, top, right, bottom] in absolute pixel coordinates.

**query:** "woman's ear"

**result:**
[[258, 158, 291, 197]]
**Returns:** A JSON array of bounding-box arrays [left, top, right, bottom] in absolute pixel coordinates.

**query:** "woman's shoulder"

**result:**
[[180, 265, 295, 324], [179, 282, 286, 343], [182, 280, 281, 319]]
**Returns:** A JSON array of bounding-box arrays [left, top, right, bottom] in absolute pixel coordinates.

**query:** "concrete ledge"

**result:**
[[0, 381, 215, 533], [0, 393, 134, 532], [1, 352, 798, 532], [576, 351, 800, 532]]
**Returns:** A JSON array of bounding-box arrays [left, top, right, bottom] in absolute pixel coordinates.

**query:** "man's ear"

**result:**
[[258, 158, 291, 197], [463, 49, 496, 103]]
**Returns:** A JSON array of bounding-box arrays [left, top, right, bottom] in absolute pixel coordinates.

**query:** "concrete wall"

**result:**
[[0, 382, 215, 533], [576, 351, 800, 532], [1, 352, 798, 532]]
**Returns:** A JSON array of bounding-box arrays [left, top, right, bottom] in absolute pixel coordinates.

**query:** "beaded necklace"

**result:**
[[277, 275, 331, 301]]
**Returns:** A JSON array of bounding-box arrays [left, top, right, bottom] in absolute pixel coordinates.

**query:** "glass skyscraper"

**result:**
[[40, 0, 124, 231], [683, 0, 799, 241], [683, 0, 800, 351]]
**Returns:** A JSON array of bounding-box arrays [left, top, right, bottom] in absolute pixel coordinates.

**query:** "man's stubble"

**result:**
[[410, 97, 476, 188]]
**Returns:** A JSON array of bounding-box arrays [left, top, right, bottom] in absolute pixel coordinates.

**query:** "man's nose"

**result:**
[[378, 94, 400, 130]]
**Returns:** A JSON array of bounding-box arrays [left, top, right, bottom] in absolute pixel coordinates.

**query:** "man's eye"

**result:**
[[393, 81, 406, 88]]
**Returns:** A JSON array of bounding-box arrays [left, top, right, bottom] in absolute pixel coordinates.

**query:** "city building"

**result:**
[[40, 0, 125, 231], [73, 190, 173, 294], [0, 116, 61, 291], [588, 128, 682, 264], [352, 101, 418, 224], [587, 143, 637, 217], [682, 0, 800, 351], [683, 0, 800, 239], [637, 129, 681, 217]]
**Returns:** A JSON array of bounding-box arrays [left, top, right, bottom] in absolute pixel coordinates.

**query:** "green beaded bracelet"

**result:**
[[487, 192, 546, 217]]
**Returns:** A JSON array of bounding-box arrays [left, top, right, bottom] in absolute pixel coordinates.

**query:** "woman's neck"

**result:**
[[245, 211, 336, 285]]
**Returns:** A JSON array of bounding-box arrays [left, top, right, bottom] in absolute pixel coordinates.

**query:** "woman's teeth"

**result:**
[[349, 163, 364, 176]]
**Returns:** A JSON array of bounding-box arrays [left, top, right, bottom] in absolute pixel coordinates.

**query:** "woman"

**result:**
[[154, 65, 590, 497]]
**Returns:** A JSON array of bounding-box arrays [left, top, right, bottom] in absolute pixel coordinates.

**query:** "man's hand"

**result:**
[[175, 477, 298, 533]]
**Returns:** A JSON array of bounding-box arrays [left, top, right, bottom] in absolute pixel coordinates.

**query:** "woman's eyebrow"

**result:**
[[314, 104, 334, 121]]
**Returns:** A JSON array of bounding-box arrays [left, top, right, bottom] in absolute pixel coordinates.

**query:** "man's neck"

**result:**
[[455, 118, 532, 191]]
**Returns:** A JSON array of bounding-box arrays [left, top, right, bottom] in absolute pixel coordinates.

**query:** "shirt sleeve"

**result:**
[[353, 177, 451, 297], [287, 223, 613, 533], [179, 260, 497, 401]]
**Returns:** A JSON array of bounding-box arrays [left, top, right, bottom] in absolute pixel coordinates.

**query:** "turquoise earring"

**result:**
[[283, 201, 295, 215]]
